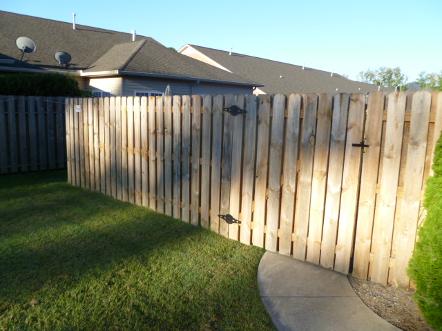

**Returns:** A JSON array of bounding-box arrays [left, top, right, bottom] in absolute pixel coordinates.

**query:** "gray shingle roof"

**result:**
[[0, 11, 256, 86], [187, 45, 377, 94]]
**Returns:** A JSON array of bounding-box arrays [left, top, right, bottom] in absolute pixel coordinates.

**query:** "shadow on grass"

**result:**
[[0, 206, 200, 302], [0, 171, 274, 330]]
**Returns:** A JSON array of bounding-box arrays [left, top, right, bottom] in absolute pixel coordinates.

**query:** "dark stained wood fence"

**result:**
[[0, 96, 66, 174], [65, 92, 442, 287]]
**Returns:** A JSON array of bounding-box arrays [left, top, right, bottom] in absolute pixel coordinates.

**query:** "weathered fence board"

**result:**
[[293, 94, 317, 260], [278, 94, 301, 255], [240, 95, 258, 245], [252, 95, 271, 247], [320, 94, 349, 268], [306, 94, 332, 264], [65, 92, 441, 287]]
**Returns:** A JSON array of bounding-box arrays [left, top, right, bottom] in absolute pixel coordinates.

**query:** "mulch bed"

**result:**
[[349, 276, 432, 331]]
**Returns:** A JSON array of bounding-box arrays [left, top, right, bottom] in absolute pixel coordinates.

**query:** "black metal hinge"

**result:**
[[218, 214, 241, 224], [223, 105, 247, 116]]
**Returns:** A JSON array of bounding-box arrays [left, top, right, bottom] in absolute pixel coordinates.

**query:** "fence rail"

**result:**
[[0, 96, 66, 174], [65, 92, 442, 287]]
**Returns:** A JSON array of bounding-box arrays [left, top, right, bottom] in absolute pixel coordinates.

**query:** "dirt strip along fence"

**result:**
[[0, 96, 66, 174], [65, 92, 442, 287]]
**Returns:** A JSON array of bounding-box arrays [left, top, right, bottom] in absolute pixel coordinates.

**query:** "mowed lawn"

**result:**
[[0, 171, 274, 330]]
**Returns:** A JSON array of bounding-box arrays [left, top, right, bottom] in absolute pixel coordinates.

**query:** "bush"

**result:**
[[408, 136, 442, 330], [0, 72, 88, 96]]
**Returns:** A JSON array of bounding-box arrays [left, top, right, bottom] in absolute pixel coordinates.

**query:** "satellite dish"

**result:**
[[16, 36, 36, 61], [54, 51, 72, 67]]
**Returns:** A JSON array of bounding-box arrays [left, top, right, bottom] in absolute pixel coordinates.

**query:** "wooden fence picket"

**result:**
[[219, 95, 234, 237], [164, 96, 173, 216], [82, 98, 90, 188], [334, 94, 365, 274], [98, 98, 106, 193], [278, 94, 301, 255], [191, 96, 202, 226], [88, 98, 95, 190], [210, 95, 224, 233], [127, 97, 135, 203], [293, 94, 318, 260], [134, 97, 142, 205], [265, 94, 285, 251], [229, 95, 245, 240], [172, 96, 182, 219], [181, 96, 191, 222], [140, 96, 149, 207], [240, 95, 258, 245], [7, 97, 18, 173], [252, 95, 271, 247], [200, 95, 212, 228], [156, 96, 165, 213], [104, 98, 111, 195], [307, 94, 332, 264], [320, 94, 350, 268], [390, 91, 431, 287], [121, 97, 128, 201], [352, 92, 384, 278], [148, 96, 157, 209], [18, 96, 28, 172], [370, 92, 407, 284]]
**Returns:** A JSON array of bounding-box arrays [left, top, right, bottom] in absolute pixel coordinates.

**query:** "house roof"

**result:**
[[0, 11, 256, 86], [182, 44, 377, 94]]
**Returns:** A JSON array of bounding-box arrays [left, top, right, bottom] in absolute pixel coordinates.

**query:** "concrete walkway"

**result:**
[[258, 252, 399, 331]]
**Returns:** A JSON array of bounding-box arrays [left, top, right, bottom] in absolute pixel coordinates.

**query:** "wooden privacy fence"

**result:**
[[0, 96, 66, 174], [65, 92, 442, 287]]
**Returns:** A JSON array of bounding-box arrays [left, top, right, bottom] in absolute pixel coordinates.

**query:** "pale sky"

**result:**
[[3, 0, 441, 82]]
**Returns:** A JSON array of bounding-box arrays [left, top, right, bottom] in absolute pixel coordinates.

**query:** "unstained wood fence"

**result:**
[[0, 96, 66, 173], [65, 92, 442, 287]]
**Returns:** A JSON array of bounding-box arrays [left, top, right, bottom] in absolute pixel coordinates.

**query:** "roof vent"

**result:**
[[229, 48, 232, 55], [72, 13, 76, 30], [279, 75, 284, 79], [132, 30, 136, 42], [330, 72, 334, 77]]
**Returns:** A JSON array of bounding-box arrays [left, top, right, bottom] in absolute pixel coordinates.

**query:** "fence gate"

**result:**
[[65, 92, 441, 287]]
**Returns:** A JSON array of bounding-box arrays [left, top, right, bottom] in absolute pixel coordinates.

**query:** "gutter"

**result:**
[[0, 65, 262, 88], [120, 70, 260, 87]]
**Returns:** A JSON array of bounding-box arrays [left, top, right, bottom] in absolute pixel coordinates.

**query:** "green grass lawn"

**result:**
[[0, 171, 274, 330]]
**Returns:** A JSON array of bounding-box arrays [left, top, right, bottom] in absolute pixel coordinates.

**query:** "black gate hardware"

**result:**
[[352, 140, 370, 153], [223, 105, 247, 116], [218, 214, 241, 224]]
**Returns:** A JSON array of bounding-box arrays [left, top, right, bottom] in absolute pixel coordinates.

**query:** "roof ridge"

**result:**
[[120, 39, 147, 70], [0, 10, 154, 41], [189, 44, 347, 79]]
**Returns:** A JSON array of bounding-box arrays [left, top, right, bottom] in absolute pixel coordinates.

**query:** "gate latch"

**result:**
[[352, 139, 370, 153]]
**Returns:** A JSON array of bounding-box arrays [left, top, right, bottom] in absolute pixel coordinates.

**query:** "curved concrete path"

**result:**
[[258, 252, 399, 331]]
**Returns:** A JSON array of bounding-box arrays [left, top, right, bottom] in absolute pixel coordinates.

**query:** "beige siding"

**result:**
[[89, 77, 123, 95], [179, 45, 232, 72]]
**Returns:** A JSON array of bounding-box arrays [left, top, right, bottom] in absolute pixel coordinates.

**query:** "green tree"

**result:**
[[416, 71, 442, 91], [358, 67, 407, 90]]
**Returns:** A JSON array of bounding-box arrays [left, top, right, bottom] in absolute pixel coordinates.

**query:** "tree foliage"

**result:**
[[416, 72, 442, 91], [359, 67, 407, 90]]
